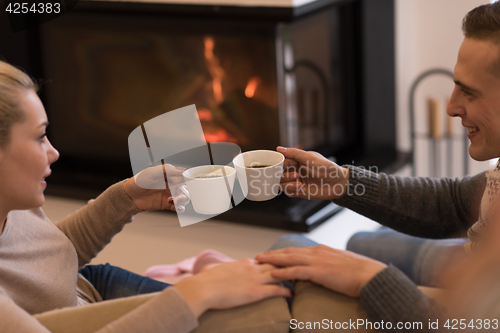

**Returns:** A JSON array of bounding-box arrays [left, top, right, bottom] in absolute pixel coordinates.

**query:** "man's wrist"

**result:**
[[358, 262, 388, 296], [332, 166, 351, 200]]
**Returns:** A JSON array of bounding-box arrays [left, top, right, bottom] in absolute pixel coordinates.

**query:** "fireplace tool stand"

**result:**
[[409, 68, 469, 177]]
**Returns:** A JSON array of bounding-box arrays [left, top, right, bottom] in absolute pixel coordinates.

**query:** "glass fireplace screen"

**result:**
[[40, 14, 281, 162], [39, 5, 354, 188]]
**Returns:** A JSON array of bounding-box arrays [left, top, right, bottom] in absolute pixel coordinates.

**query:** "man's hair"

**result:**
[[463, 1, 500, 42]]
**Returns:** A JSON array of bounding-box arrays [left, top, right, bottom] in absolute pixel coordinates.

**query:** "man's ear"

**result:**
[[0, 140, 11, 166]]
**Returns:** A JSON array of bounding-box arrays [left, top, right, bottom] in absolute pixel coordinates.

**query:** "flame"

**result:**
[[245, 77, 261, 98], [201, 36, 239, 145], [197, 109, 213, 121], [204, 36, 225, 105], [205, 129, 238, 143]]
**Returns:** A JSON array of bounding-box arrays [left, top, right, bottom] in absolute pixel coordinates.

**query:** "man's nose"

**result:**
[[447, 87, 464, 118]]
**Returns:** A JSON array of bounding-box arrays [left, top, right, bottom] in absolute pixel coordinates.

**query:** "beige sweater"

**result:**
[[0, 182, 198, 332]]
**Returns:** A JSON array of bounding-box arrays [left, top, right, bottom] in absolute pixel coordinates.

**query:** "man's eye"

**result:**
[[461, 89, 472, 96]]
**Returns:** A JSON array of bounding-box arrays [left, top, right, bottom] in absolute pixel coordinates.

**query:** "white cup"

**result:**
[[232, 150, 285, 201], [182, 165, 236, 215]]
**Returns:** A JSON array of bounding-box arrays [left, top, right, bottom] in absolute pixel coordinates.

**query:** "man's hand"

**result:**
[[256, 245, 387, 297], [122, 164, 190, 212], [278, 147, 350, 200]]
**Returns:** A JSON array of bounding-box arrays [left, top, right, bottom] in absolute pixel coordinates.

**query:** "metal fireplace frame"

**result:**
[[0, 0, 402, 231]]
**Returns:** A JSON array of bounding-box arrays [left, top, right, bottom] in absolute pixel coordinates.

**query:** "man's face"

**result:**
[[447, 38, 500, 161]]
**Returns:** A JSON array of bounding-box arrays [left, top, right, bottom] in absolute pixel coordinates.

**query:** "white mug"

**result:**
[[182, 165, 236, 215], [232, 150, 284, 201]]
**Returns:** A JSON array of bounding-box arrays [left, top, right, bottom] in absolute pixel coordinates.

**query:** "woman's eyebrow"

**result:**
[[38, 121, 49, 128]]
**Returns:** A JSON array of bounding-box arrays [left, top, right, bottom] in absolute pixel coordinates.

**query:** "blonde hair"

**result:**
[[0, 60, 38, 147]]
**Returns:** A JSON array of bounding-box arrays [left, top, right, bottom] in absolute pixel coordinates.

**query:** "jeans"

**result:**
[[270, 229, 467, 287], [79, 263, 171, 301], [347, 227, 467, 287], [268, 234, 319, 251]]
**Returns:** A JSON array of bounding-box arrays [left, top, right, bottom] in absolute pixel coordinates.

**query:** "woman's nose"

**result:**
[[47, 138, 60, 164]]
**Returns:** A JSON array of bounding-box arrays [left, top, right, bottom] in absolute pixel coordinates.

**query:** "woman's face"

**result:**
[[0, 90, 59, 211]]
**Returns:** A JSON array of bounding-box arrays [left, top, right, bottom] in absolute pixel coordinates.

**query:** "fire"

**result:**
[[204, 36, 225, 105], [245, 77, 261, 98], [204, 129, 238, 143], [197, 109, 213, 121], [201, 36, 239, 145]]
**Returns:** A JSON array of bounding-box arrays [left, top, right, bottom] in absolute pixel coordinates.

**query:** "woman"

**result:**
[[0, 60, 290, 332]]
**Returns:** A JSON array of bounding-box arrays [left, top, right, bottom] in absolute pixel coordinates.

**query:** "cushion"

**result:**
[[35, 292, 291, 333], [290, 281, 447, 333], [194, 297, 291, 333], [291, 281, 375, 333]]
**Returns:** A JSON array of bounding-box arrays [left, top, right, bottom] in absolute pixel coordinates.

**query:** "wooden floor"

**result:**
[[42, 194, 379, 275]]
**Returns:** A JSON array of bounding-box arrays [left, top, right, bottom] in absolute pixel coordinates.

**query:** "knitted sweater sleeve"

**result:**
[[333, 166, 487, 238], [94, 288, 198, 333], [360, 265, 440, 330], [55, 180, 141, 268]]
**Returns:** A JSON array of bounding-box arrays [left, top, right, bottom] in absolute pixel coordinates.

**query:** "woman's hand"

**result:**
[[277, 146, 350, 200], [174, 259, 291, 317], [122, 164, 190, 212], [256, 245, 387, 298]]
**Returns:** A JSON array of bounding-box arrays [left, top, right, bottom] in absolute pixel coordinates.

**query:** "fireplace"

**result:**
[[0, 0, 398, 231]]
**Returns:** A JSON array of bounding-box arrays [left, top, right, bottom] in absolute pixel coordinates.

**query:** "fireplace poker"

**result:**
[[446, 109, 453, 177], [428, 98, 443, 178]]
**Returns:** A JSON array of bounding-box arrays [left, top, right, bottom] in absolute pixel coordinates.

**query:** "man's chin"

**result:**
[[468, 146, 498, 162]]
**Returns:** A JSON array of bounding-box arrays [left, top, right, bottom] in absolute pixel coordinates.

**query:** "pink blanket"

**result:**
[[143, 249, 235, 284]]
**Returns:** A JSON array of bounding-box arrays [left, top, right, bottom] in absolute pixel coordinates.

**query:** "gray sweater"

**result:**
[[334, 166, 487, 327]]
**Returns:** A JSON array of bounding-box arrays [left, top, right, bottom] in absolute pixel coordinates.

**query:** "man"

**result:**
[[257, 2, 500, 326]]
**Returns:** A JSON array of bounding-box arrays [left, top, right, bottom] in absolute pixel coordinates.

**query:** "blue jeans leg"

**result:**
[[347, 227, 467, 287], [267, 234, 319, 251], [79, 263, 171, 301]]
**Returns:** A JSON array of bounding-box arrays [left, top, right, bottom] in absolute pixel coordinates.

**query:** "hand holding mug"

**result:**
[[123, 164, 190, 212], [277, 146, 350, 200]]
